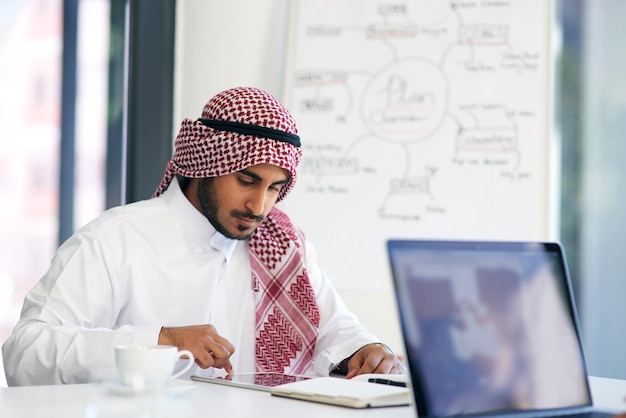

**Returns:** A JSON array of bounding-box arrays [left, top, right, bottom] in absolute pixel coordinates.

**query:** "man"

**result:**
[[2, 86, 403, 386]]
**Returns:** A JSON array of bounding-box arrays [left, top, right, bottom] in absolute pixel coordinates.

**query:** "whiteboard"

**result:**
[[282, 0, 552, 291]]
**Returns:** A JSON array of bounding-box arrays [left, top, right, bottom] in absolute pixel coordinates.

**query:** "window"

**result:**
[[0, 0, 110, 386]]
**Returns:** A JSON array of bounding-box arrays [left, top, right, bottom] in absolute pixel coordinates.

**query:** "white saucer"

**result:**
[[102, 379, 195, 396]]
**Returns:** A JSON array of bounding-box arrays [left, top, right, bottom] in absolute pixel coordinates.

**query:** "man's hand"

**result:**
[[345, 343, 404, 378], [158, 325, 235, 374]]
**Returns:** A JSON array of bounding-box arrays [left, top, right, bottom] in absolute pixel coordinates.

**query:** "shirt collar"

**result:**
[[160, 178, 239, 261]]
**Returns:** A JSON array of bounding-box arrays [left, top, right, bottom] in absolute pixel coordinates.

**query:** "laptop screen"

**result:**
[[388, 240, 592, 417]]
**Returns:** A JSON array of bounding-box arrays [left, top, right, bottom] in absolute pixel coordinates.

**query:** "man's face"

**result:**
[[195, 163, 290, 240]]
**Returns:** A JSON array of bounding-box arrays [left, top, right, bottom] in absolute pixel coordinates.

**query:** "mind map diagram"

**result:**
[[286, 0, 548, 225]]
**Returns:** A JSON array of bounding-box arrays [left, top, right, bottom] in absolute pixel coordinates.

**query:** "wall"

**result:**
[[173, 0, 290, 126]]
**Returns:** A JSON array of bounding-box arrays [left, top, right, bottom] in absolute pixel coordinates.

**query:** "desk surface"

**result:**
[[1, 376, 626, 418]]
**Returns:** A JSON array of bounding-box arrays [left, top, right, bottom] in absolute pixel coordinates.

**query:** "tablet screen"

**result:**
[[191, 372, 310, 392]]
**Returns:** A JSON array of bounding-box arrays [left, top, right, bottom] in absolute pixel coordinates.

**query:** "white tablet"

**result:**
[[191, 372, 310, 392]]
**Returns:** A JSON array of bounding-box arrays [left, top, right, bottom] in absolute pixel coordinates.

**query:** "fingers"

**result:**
[[224, 360, 234, 375], [159, 324, 236, 371], [210, 335, 235, 361], [345, 346, 404, 378], [203, 343, 232, 370], [193, 339, 233, 369], [195, 347, 230, 370], [194, 346, 215, 369]]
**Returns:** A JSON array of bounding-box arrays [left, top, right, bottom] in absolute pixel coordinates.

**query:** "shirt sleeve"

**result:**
[[1, 230, 161, 386], [303, 240, 380, 376]]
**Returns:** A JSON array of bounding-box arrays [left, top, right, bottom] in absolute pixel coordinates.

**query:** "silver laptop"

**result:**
[[387, 240, 612, 418]]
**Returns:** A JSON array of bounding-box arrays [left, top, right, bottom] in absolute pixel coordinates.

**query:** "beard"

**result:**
[[196, 178, 263, 240]]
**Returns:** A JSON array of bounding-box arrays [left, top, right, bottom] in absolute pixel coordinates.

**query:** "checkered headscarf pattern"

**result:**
[[153, 87, 320, 373], [250, 207, 320, 374], [153, 86, 302, 202]]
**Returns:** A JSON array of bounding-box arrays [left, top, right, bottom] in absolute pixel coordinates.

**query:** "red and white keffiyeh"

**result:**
[[154, 87, 320, 374]]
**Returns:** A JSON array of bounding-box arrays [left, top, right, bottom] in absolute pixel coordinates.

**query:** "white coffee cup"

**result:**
[[115, 345, 195, 390]]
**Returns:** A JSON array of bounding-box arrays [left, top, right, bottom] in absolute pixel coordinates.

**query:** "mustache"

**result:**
[[232, 210, 265, 223]]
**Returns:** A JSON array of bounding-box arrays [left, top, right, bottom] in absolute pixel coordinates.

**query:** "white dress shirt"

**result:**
[[2, 179, 378, 386]]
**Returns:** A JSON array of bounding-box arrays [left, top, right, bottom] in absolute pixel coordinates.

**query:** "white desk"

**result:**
[[1, 376, 625, 418]]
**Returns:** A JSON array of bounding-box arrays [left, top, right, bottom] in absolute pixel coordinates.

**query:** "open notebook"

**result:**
[[271, 374, 410, 408], [387, 240, 615, 418]]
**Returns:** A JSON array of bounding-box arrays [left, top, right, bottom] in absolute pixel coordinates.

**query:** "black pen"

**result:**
[[367, 378, 407, 387]]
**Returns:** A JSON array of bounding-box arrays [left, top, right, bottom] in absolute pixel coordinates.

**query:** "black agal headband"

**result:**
[[198, 118, 301, 148]]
